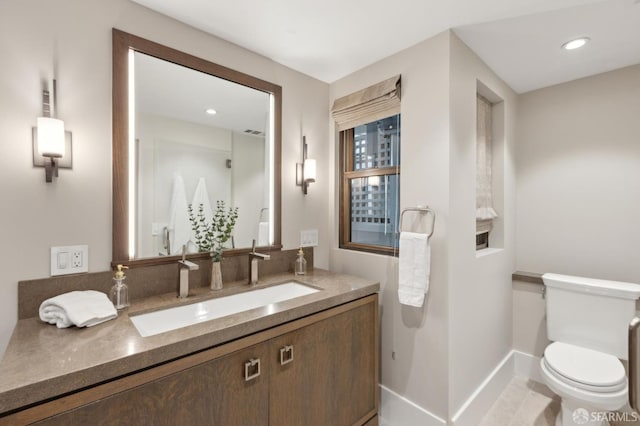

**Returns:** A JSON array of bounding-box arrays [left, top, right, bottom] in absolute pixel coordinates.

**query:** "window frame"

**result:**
[[339, 122, 401, 256]]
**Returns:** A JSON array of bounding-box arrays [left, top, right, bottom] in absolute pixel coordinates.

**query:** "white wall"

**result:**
[[330, 31, 452, 420], [516, 64, 640, 283], [231, 131, 266, 248], [0, 0, 329, 357], [513, 64, 640, 360], [137, 113, 233, 257], [447, 34, 517, 417]]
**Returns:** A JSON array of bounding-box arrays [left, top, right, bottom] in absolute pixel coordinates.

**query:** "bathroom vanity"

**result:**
[[0, 270, 379, 425]]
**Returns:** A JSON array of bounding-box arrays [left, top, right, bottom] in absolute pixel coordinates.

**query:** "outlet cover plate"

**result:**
[[300, 229, 319, 247], [51, 245, 88, 276]]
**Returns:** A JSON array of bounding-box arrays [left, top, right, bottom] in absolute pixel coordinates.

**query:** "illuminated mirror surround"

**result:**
[[112, 29, 282, 266]]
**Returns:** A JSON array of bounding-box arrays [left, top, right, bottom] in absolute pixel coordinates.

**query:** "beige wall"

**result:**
[[329, 31, 519, 421], [512, 280, 548, 357], [330, 31, 452, 419], [0, 0, 329, 356], [516, 64, 640, 283], [448, 33, 517, 415], [513, 64, 640, 360]]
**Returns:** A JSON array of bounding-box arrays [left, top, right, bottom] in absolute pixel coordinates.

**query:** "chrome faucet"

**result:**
[[178, 245, 199, 298], [248, 240, 270, 285]]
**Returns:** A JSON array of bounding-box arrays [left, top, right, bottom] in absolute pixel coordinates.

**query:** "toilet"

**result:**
[[541, 273, 640, 426]]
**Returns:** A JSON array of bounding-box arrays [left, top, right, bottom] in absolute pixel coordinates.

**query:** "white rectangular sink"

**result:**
[[130, 282, 319, 337]]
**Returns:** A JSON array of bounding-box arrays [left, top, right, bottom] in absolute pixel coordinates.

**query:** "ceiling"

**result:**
[[131, 0, 640, 93]]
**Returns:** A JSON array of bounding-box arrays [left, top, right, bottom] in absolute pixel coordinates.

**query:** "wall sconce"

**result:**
[[32, 80, 72, 183], [296, 136, 316, 195]]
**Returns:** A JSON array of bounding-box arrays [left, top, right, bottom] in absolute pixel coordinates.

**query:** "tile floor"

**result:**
[[479, 377, 640, 426]]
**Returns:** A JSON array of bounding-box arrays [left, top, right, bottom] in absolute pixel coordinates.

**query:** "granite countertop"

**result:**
[[0, 269, 379, 414]]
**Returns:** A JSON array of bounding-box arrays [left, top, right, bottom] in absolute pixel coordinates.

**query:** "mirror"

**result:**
[[112, 29, 282, 265]]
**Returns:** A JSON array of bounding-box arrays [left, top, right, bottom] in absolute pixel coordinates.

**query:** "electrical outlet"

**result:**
[[51, 245, 88, 276], [300, 229, 319, 247]]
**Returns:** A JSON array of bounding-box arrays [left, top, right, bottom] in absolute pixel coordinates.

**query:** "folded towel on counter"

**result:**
[[398, 231, 431, 307], [39, 291, 118, 328]]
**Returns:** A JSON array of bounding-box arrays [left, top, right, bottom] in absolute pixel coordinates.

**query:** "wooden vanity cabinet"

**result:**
[[269, 297, 376, 425], [5, 294, 378, 426], [35, 343, 270, 426]]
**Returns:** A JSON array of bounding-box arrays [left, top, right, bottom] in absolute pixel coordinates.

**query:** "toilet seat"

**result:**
[[543, 342, 626, 392]]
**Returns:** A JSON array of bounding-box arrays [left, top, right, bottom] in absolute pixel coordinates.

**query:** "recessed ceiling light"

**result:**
[[205, 108, 217, 115], [561, 37, 590, 51]]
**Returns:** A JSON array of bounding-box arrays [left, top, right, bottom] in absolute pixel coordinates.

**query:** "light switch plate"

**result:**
[[300, 229, 319, 247], [51, 245, 88, 276]]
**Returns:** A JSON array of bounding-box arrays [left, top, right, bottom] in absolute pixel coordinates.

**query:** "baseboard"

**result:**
[[379, 385, 446, 426], [450, 350, 515, 426], [380, 350, 543, 426], [513, 350, 543, 383]]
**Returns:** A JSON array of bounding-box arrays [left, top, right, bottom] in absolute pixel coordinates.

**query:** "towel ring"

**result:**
[[399, 206, 435, 238]]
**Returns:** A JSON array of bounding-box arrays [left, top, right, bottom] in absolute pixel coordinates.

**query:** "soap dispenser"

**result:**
[[295, 247, 307, 275], [110, 264, 130, 310]]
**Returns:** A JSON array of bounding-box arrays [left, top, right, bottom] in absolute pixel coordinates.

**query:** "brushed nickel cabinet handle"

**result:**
[[244, 358, 261, 381], [279, 345, 294, 365]]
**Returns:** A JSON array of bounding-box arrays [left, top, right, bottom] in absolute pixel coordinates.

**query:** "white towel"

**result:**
[[191, 177, 213, 222], [190, 177, 213, 252], [168, 173, 191, 255], [39, 291, 117, 328], [257, 221, 269, 246], [398, 231, 431, 307]]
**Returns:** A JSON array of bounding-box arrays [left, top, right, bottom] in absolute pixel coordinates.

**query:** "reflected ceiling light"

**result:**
[[205, 108, 217, 115], [561, 37, 590, 51]]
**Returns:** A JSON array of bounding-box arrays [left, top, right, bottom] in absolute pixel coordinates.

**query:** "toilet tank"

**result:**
[[543, 273, 640, 359]]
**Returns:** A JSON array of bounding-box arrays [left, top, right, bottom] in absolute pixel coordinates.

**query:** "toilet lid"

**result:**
[[544, 342, 626, 388]]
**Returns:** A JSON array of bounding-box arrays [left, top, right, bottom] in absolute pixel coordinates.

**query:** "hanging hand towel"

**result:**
[[190, 177, 214, 251], [168, 173, 191, 255], [258, 222, 269, 246], [398, 231, 431, 307], [39, 290, 117, 328], [191, 177, 213, 222]]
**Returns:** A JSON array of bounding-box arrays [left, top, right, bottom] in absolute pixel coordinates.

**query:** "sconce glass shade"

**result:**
[[303, 158, 316, 183], [37, 117, 65, 158]]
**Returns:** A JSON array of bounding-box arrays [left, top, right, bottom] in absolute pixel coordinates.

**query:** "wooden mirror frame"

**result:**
[[112, 29, 282, 267]]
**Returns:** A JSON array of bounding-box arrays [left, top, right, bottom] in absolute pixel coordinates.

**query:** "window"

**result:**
[[339, 115, 401, 254], [332, 75, 401, 255]]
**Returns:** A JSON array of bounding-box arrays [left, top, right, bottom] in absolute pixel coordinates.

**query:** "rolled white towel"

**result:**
[[39, 290, 118, 328]]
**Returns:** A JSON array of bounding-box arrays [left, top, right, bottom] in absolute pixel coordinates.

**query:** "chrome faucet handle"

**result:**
[[178, 259, 199, 270], [178, 245, 199, 270]]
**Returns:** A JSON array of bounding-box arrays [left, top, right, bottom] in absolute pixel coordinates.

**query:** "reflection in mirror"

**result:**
[[134, 52, 272, 257], [112, 29, 282, 265]]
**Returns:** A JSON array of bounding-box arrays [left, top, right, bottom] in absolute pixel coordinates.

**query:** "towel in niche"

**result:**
[[398, 231, 431, 307], [39, 290, 117, 328]]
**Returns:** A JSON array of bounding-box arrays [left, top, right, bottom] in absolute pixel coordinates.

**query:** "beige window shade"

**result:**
[[332, 75, 401, 131]]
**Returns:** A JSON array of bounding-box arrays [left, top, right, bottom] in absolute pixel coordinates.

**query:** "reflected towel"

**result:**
[[191, 177, 213, 222], [39, 291, 117, 328], [191, 177, 214, 252], [398, 231, 431, 307], [168, 173, 191, 255], [258, 221, 269, 246]]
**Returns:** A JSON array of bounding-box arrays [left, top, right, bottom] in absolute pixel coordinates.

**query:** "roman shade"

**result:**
[[476, 94, 498, 231], [332, 75, 401, 131]]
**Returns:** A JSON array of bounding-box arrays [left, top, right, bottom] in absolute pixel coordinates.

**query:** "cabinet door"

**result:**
[[269, 298, 377, 425], [36, 342, 270, 426]]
